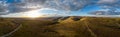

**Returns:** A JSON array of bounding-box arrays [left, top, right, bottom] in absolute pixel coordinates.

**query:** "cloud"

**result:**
[[0, 1, 9, 15], [0, 5, 7, 12], [0, 0, 120, 16], [0, 0, 91, 15], [89, 9, 120, 15], [98, 0, 118, 4], [41, 0, 91, 11], [97, 0, 120, 8], [88, 0, 120, 15], [18, 0, 92, 11]]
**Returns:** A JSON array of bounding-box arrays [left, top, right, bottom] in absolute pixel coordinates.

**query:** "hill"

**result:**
[[0, 17, 120, 37]]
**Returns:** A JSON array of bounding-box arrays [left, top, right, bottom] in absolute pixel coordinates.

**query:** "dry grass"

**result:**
[[0, 17, 120, 37]]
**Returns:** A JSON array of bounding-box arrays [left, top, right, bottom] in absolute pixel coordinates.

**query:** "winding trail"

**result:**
[[0, 21, 22, 37], [81, 18, 97, 37]]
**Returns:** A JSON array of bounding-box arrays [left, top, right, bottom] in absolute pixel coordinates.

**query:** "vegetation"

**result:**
[[0, 18, 17, 36], [0, 17, 120, 37]]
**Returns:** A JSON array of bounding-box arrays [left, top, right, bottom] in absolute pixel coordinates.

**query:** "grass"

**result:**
[[0, 18, 17, 36], [0, 17, 120, 37]]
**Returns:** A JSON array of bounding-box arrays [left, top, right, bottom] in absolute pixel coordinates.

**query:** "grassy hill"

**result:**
[[0, 18, 18, 36], [0, 17, 120, 37]]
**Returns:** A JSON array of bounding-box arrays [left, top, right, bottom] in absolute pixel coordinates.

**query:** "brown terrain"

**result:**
[[0, 16, 120, 37]]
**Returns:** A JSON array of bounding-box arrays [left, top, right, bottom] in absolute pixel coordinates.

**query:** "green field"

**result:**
[[0, 17, 120, 37]]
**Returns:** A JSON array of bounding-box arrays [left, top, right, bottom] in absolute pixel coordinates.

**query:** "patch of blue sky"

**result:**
[[69, 5, 102, 16]]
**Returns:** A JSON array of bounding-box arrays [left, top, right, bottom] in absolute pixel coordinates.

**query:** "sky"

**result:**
[[0, 0, 120, 17]]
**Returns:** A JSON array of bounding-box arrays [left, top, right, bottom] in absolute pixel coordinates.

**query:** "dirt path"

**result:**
[[84, 22, 97, 37], [0, 21, 22, 37]]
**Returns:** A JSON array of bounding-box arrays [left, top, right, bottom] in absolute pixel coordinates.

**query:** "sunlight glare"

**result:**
[[24, 9, 41, 18]]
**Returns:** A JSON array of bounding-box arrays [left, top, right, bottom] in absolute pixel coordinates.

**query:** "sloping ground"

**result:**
[[1, 17, 120, 37], [48, 17, 94, 37], [0, 18, 18, 36], [48, 17, 120, 37], [9, 20, 61, 37], [82, 17, 120, 37]]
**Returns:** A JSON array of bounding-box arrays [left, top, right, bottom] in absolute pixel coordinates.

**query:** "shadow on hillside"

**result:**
[[1, 17, 120, 37]]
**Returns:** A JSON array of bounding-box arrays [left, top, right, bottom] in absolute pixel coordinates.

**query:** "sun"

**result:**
[[26, 12, 40, 18], [23, 9, 42, 18]]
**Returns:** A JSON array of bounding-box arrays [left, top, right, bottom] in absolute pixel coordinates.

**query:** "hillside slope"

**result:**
[[0, 17, 120, 37]]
